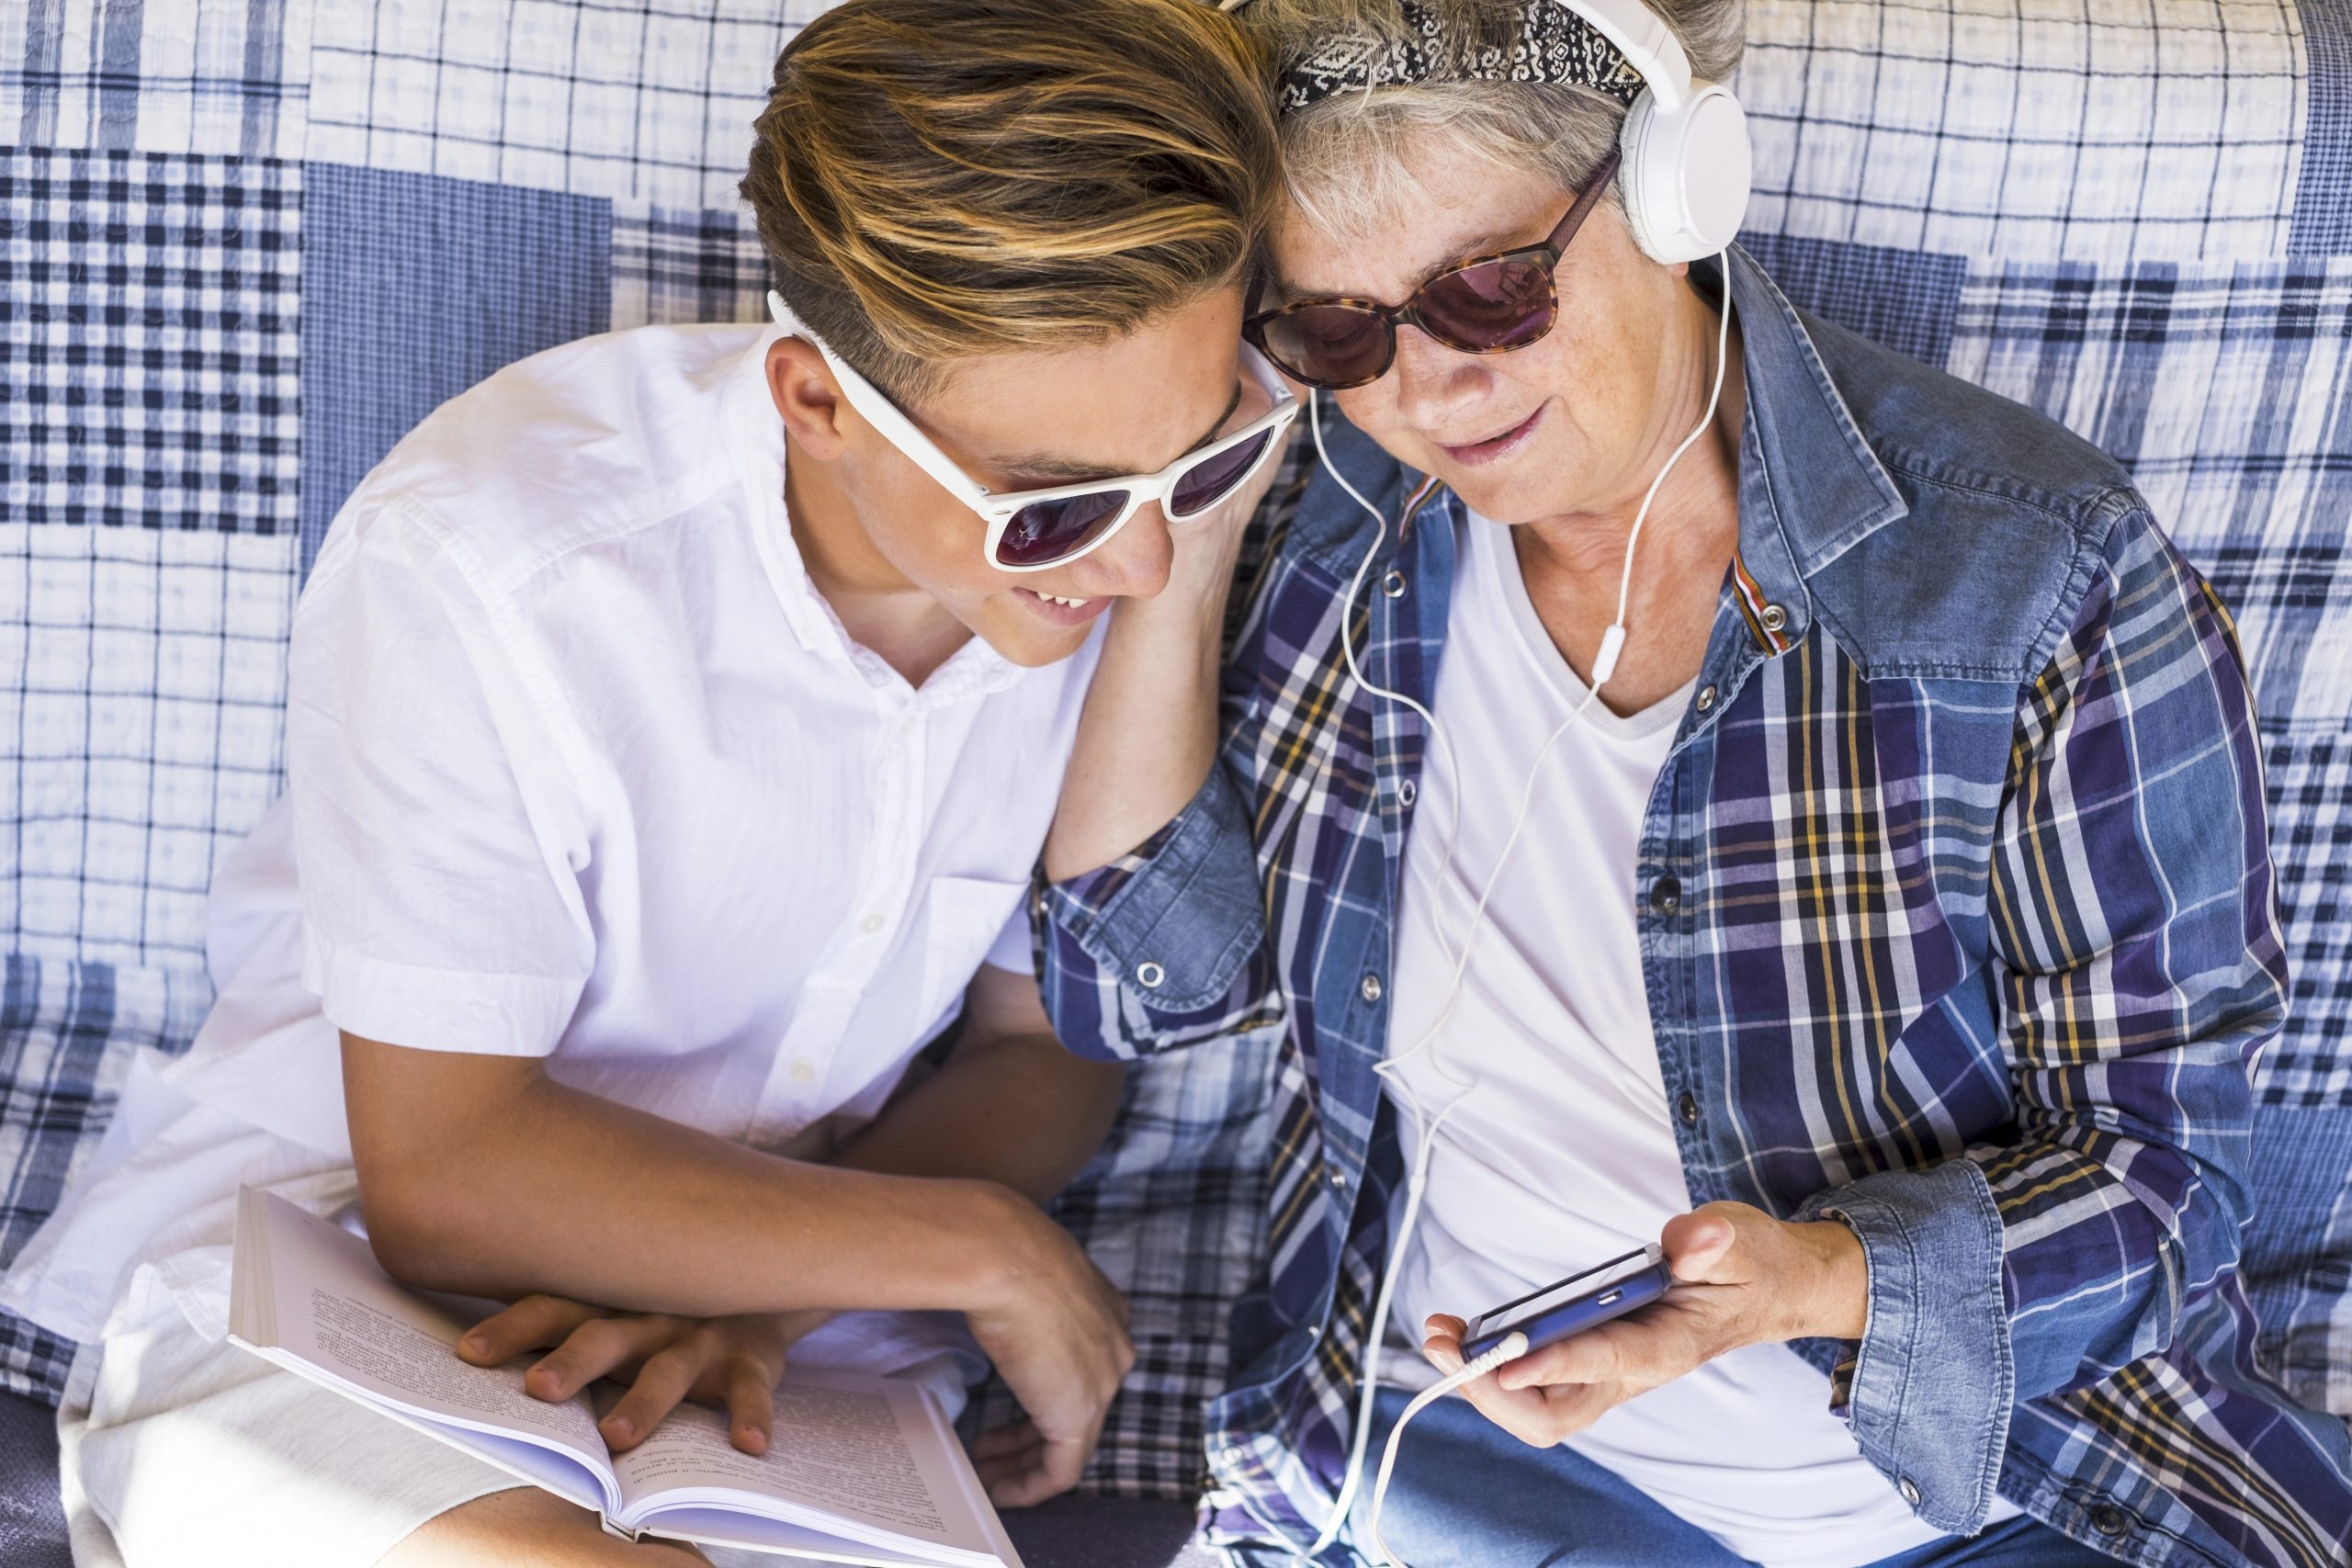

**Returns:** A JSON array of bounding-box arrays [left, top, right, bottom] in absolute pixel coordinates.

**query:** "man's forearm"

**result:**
[[835, 1030, 1125, 1203], [345, 1035, 1039, 1321], [1042, 464, 1269, 883]]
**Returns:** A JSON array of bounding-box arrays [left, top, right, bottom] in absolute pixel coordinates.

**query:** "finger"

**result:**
[[1498, 1324, 1634, 1390], [1661, 1208, 1739, 1282], [460, 1296, 595, 1366], [1422, 1330, 1465, 1377], [527, 1315, 674, 1403], [1498, 1304, 1704, 1392], [989, 1433, 1090, 1509], [599, 1345, 703, 1451], [722, 1357, 776, 1457], [978, 1450, 1050, 1508], [1448, 1360, 1566, 1446], [973, 1421, 1045, 1462], [1525, 1376, 1619, 1438], [974, 1429, 1051, 1498]]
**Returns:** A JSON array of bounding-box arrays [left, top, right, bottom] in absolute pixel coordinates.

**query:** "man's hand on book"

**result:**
[[964, 1191, 1136, 1508], [458, 1294, 827, 1457]]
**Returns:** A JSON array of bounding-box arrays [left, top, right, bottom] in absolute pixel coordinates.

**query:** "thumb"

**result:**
[[1660, 1208, 1738, 1282]]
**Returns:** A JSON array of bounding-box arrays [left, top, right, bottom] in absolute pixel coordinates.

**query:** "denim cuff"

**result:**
[[1802, 1158, 2014, 1533], [1042, 765, 1265, 1013]]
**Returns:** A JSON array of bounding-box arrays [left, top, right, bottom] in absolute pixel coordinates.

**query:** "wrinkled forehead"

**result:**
[[1266, 127, 1575, 303]]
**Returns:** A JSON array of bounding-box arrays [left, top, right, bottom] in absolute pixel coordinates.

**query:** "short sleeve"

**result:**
[[286, 504, 594, 1057], [982, 900, 1035, 976]]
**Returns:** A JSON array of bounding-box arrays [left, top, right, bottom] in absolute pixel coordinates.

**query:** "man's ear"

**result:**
[[765, 336, 852, 458]]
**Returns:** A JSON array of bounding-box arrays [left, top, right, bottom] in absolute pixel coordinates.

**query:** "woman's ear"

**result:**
[[765, 336, 852, 459]]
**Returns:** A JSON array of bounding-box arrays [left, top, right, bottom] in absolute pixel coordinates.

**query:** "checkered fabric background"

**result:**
[[4, 0, 2347, 1489]]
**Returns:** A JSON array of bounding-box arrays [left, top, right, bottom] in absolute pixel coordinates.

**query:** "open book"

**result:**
[[228, 1186, 1024, 1567]]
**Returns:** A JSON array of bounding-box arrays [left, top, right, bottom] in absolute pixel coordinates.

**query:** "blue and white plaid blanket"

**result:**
[[4, 0, 2347, 1495]]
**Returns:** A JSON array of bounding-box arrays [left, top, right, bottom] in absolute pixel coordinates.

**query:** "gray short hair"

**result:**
[[1237, 0, 1747, 239]]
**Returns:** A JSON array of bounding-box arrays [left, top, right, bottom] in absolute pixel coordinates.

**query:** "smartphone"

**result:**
[[1460, 1244, 1674, 1360]]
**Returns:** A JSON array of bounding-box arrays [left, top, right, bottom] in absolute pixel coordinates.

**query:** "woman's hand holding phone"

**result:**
[[1422, 1201, 1868, 1449]]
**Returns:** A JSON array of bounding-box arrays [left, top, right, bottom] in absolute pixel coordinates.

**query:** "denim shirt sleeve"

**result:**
[[1798, 496, 2281, 1533], [1798, 1165, 2013, 1532], [1034, 755, 1283, 1062]]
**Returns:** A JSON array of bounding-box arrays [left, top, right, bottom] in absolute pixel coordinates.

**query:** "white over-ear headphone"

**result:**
[[1563, 0, 1753, 263]]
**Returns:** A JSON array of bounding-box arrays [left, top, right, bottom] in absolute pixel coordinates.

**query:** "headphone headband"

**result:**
[[1275, 0, 1644, 113], [1260, 0, 1748, 265], [1270, 0, 1702, 116]]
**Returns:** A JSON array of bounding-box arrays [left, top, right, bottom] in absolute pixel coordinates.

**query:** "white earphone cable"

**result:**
[[1274, 261, 1732, 1566]]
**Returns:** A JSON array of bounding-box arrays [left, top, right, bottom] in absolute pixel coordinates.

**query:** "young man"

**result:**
[[0, 2, 1288, 1563]]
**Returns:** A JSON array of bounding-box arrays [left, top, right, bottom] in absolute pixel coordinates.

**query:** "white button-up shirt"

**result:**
[[6, 322, 1102, 1340]]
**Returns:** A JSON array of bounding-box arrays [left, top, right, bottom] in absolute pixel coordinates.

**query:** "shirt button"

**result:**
[[859, 912, 884, 933], [1219, 1445, 1247, 1466], [1135, 961, 1167, 989], [2091, 1506, 2130, 1537], [790, 1060, 816, 1084], [1397, 778, 1418, 808], [1758, 603, 1789, 634], [1381, 569, 1408, 599], [1695, 684, 1716, 712], [1360, 973, 1384, 1003], [1649, 875, 1682, 915], [1329, 1167, 1348, 1191], [1897, 1477, 1920, 1507], [1677, 1091, 1700, 1127]]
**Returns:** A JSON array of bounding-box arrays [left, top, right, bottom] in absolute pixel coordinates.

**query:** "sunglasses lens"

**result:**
[[1257, 305, 1392, 388], [1418, 257, 1556, 352], [994, 489, 1130, 569], [1169, 430, 1274, 519]]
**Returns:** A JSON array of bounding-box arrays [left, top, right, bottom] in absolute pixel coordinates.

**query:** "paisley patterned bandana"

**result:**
[[1274, 0, 1646, 113]]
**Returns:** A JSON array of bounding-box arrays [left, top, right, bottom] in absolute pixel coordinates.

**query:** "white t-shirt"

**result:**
[[1383, 513, 1960, 1568], [5, 324, 1102, 1375]]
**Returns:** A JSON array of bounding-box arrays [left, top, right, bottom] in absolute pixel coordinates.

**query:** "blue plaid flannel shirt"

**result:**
[[1036, 250, 2352, 1568]]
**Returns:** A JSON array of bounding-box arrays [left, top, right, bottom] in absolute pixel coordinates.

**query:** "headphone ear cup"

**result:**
[[1618, 82, 1752, 264]]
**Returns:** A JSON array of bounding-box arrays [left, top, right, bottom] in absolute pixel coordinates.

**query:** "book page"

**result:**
[[615, 1371, 1004, 1563], [229, 1188, 613, 1482]]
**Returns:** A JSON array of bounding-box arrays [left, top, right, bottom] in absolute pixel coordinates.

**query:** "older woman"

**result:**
[[1034, 1, 2352, 1565]]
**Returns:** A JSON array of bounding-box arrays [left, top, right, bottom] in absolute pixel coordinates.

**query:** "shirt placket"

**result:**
[[754, 697, 929, 1131]]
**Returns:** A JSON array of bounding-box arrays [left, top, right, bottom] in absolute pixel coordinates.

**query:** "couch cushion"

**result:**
[[2, 0, 2346, 1506], [0, 1390, 68, 1568]]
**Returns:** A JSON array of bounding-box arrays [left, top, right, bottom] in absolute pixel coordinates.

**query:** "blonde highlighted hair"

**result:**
[[741, 0, 1282, 403]]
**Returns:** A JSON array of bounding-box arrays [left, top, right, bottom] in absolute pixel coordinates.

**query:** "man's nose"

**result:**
[[1071, 504, 1175, 601]]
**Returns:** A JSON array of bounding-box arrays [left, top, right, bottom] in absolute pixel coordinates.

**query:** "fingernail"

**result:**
[[605, 1417, 633, 1442], [460, 1334, 486, 1353]]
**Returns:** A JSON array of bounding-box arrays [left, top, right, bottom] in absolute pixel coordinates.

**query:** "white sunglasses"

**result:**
[[766, 292, 1299, 573]]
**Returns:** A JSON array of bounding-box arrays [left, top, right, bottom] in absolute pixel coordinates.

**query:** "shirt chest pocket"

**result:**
[[912, 875, 1030, 1041]]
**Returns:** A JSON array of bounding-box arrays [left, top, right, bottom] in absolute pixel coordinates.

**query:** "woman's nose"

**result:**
[[1390, 324, 1491, 428]]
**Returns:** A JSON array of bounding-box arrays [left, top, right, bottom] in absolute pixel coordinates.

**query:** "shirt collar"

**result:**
[[727, 329, 1024, 703], [1713, 245, 1909, 644]]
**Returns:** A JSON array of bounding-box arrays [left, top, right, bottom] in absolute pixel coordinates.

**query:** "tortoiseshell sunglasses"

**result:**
[[1244, 150, 1621, 390]]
